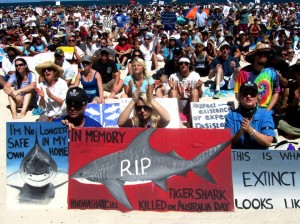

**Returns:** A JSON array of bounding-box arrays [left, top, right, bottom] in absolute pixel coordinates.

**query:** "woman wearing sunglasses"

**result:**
[[122, 58, 154, 98], [35, 61, 68, 121], [72, 55, 104, 103], [4, 58, 36, 119], [118, 86, 170, 128], [225, 82, 275, 149]]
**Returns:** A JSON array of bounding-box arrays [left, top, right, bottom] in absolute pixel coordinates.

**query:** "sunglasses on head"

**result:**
[[242, 91, 257, 97], [15, 63, 25, 68], [66, 101, 85, 110], [135, 105, 152, 112], [42, 68, 54, 73], [178, 62, 189, 66]]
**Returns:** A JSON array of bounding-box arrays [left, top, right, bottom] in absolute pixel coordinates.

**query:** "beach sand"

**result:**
[[1, 61, 300, 223]]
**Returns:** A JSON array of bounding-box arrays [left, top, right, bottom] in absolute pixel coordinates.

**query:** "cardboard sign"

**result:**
[[161, 12, 177, 26], [57, 46, 74, 60], [68, 128, 233, 212], [103, 15, 113, 32], [233, 150, 300, 210], [6, 122, 69, 208], [85, 103, 121, 127], [190, 101, 234, 128]]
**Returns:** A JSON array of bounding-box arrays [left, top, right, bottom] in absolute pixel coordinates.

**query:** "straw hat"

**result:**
[[35, 61, 64, 78], [3, 46, 22, 55], [245, 43, 276, 63]]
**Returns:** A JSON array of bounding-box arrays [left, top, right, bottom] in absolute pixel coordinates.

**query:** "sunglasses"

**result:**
[[134, 54, 141, 57], [101, 42, 107, 45], [195, 45, 202, 48], [15, 63, 25, 67], [68, 39, 75, 42], [178, 62, 189, 66], [53, 39, 59, 41], [135, 105, 152, 112], [256, 52, 268, 57], [66, 101, 85, 110], [82, 61, 91, 65], [261, 41, 269, 44], [285, 42, 292, 44], [144, 38, 150, 40], [242, 91, 257, 97], [42, 68, 54, 73]]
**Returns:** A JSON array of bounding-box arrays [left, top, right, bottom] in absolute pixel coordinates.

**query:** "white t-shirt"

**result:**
[[39, 77, 68, 117], [169, 71, 201, 99]]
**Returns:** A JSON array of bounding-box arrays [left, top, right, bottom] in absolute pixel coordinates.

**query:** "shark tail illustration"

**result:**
[[192, 141, 231, 184]]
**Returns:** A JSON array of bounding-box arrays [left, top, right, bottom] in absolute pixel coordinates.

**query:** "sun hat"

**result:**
[[35, 61, 64, 77], [245, 43, 276, 63], [3, 46, 22, 55]]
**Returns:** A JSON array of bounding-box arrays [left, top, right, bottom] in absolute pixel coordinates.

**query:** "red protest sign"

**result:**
[[68, 128, 233, 212]]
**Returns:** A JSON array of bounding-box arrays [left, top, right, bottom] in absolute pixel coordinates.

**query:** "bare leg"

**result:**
[[115, 79, 124, 93], [19, 92, 33, 119], [152, 53, 159, 70], [8, 95, 18, 119], [190, 88, 200, 102]]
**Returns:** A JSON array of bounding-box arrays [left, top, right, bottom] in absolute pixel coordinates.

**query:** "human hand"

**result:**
[[35, 87, 44, 97], [195, 79, 203, 89], [132, 87, 141, 103], [230, 60, 236, 67], [241, 117, 252, 134], [146, 85, 153, 102], [61, 119, 75, 131], [168, 78, 175, 89]]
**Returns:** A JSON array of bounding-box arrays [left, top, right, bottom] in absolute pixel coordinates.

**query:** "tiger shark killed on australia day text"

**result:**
[[71, 129, 230, 210]]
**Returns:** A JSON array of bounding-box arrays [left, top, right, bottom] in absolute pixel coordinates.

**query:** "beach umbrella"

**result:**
[[184, 6, 199, 19], [177, 16, 186, 24], [184, 7, 210, 19]]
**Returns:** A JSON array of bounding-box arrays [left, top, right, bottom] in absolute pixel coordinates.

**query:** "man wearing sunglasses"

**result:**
[[225, 81, 275, 150], [61, 87, 102, 129], [234, 43, 280, 111]]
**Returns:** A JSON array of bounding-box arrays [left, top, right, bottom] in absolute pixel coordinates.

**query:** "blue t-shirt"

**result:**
[[225, 106, 275, 150], [210, 55, 240, 77], [123, 76, 154, 93], [113, 14, 126, 28], [55, 115, 102, 127]]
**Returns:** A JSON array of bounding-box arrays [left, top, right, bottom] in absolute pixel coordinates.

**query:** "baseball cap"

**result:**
[[239, 81, 258, 94], [218, 41, 230, 50], [66, 87, 88, 104], [81, 55, 91, 63], [54, 48, 64, 57]]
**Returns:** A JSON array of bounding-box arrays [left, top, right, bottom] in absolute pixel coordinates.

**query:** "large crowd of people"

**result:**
[[0, 1, 300, 148]]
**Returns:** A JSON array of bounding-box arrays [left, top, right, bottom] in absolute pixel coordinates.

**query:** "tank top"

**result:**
[[80, 71, 99, 103], [194, 52, 207, 69]]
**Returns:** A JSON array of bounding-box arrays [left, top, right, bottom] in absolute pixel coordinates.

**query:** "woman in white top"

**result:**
[[35, 61, 68, 121]]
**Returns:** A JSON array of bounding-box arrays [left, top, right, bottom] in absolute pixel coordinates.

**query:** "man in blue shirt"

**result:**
[[208, 41, 241, 99], [61, 87, 102, 129], [225, 82, 275, 150], [113, 9, 126, 42]]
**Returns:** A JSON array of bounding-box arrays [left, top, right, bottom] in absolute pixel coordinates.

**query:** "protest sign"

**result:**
[[68, 128, 233, 212], [6, 122, 69, 208], [190, 101, 234, 128], [161, 12, 177, 26], [233, 150, 300, 210]]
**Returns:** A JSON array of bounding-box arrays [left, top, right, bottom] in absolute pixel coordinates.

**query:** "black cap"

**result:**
[[240, 81, 258, 94], [66, 87, 87, 104]]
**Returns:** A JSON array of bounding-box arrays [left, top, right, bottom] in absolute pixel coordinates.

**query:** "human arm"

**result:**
[[118, 88, 141, 127], [95, 72, 104, 103], [108, 71, 121, 98], [146, 85, 170, 128], [69, 71, 81, 88], [266, 92, 279, 111], [45, 87, 65, 106]]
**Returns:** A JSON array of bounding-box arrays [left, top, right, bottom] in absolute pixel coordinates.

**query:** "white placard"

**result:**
[[233, 150, 300, 209], [190, 101, 234, 128]]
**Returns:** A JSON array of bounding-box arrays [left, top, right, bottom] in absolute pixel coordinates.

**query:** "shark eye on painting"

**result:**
[[79, 172, 83, 177]]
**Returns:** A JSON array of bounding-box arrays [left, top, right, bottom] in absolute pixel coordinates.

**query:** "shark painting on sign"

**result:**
[[70, 129, 231, 210]]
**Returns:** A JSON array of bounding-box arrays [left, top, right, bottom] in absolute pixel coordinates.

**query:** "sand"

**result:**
[[1, 61, 300, 223]]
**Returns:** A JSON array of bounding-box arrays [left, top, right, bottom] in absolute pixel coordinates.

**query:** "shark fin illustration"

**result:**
[[126, 129, 156, 152], [193, 167, 216, 184], [153, 179, 168, 191], [103, 179, 133, 210], [168, 151, 184, 160]]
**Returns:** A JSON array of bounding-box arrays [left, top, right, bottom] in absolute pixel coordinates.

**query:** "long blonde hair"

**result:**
[[132, 93, 160, 128], [132, 57, 150, 82]]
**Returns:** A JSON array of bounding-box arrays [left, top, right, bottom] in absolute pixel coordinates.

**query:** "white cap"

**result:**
[[218, 41, 230, 50]]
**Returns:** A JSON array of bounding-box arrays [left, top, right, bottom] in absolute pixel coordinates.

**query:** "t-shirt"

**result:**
[[8, 72, 36, 94], [114, 43, 131, 53], [39, 77, 68, 117], [113, 13, 126, 28], [210, 55, 240, 77], [92, 59, 118, 84], [169, 71, 201, 99], [123, 76, 154, 93], [234, 66, 280, 108]]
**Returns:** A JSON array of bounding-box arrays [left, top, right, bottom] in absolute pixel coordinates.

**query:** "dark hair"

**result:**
[[14, 58, 31, 89], [131, 49, 144, 60]]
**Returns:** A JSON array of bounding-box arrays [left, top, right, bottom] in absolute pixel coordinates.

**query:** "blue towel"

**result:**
[[203, 87, 235, 98]]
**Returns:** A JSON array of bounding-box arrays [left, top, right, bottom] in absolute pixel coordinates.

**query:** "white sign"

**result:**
[[103, 15, 113, 32], [233, 150, 300, 209], [190, 101, 234, 128]]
